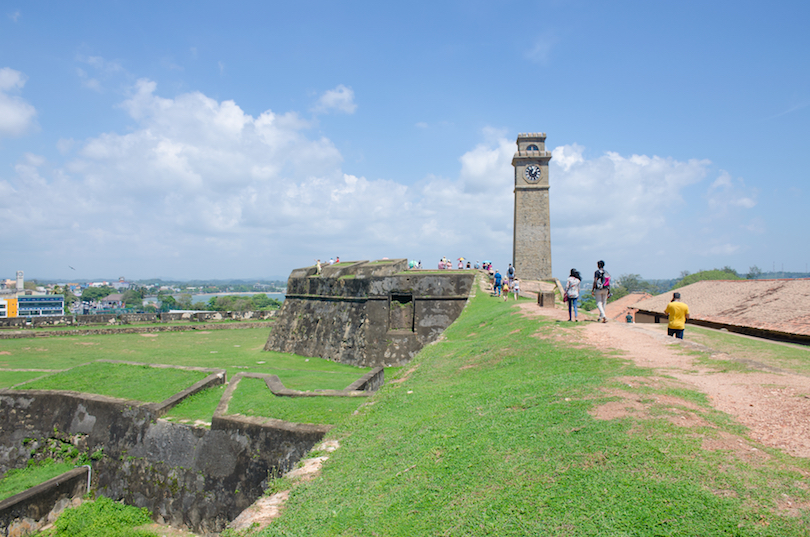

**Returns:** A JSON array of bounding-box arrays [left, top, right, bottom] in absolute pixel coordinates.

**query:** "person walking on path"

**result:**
[[565, 269, 582, 321], [493, 269, 503, 297], [591, 260, 611, 323], [507, 264, 515, 287], [502, 280, 509, 301], [512, 278, 521, 301], [664, 292, 690, 339]]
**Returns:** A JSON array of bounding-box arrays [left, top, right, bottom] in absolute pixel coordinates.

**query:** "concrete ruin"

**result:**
[[265, 259, 475, 367]]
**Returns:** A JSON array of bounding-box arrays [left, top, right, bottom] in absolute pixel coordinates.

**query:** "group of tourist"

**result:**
[[438, 257, 483, 270], [314, 256, 340, 275], [488, 263, 520, 301], [564, 260, 613, 323], [564, 260, 690, 339]]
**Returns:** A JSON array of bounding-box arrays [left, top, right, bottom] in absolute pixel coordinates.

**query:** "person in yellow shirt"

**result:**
[[664, 292, 690, 339]]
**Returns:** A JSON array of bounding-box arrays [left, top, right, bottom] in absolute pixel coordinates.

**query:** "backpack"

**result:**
[[507, 266, 514, 277], [595, 270, 611, 289]]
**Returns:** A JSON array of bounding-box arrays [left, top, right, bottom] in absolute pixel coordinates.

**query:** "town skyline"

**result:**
[[2, 2, 808, 281]]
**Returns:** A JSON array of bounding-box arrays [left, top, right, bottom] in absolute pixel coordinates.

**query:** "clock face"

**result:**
[[524, 165, 542, 182]]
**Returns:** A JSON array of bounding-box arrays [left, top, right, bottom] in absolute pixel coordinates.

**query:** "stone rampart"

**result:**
[[265, 260, 474, 367], [0, 389, 324, 534]]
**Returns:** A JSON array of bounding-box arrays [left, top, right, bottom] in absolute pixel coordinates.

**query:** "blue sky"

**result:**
[[1, 1, 808, 281]]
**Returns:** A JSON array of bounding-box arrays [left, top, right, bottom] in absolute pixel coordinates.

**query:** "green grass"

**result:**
[[1, 327, 373, 423], [258, 283, 810, 536], [163, 385, 225, 424], [36, 496, 156, 537], [685, 325, 810, 375], [0, 370, 57, 388], [226, 378, 365, 425], [17, 362, 208, 403], [0, 459, 76, 501], [0, 327, 367, 382]]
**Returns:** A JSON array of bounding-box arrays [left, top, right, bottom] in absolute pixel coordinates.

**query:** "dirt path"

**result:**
[[518, 301, 810, 459]]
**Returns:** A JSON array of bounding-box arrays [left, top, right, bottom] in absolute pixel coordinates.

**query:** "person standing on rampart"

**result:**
[[566, 269, 581, 322], [493, 269, 503, 297], [591, 260, 610, 323], [664, 292, 690, 339]]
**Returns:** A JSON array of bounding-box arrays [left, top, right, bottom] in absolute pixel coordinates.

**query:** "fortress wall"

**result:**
[[0, 390, 323, 534], [265, 260, 474, 367]]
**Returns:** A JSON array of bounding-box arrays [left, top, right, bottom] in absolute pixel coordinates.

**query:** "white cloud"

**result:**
[[0, 67, 37, 137], [551, 143, 585, 171], [550, 145, 711, 254], [75, 55, 127, 92], [525, 33, 557, 64], [313, 84, 357, 114], [0, 79, 759, 280], [706, 171, 757, 214], [76, 68, 102, 92], [8, 10, 20, 23]]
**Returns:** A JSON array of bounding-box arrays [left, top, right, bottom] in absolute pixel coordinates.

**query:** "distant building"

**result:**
[[101, 294, 125, 309], [15, 295, 64, 317], [0, 297, 18, 318]]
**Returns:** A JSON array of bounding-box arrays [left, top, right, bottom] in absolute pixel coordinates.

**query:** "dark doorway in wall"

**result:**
[[389, 294, 414, 331]]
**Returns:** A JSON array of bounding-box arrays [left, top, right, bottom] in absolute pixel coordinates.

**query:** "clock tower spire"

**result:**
[[512, 132, 552, 281]]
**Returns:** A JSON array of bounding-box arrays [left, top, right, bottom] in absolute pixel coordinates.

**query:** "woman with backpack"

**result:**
[[565, 269, 582, 321], [591, 260, 611, 323]]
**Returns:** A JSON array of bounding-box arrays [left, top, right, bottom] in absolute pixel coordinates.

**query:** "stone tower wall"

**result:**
[[513, 188, 552, 280], [512, 132, 552, 281]]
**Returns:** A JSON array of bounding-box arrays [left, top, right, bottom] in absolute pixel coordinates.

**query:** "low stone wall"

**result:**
[[0, 321, 274, 340], [0, 467, 87, 537], [0, 311, 276, 330], [635, 310, 810, 346], [0, 390, 325, 534]]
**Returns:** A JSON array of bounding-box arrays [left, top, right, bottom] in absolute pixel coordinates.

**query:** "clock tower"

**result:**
[[512, 132, 552, 281]]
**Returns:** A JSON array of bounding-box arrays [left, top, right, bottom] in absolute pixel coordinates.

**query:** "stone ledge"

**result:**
[[0, 467, 88, 537]]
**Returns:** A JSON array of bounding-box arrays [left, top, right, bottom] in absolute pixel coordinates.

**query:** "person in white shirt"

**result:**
[[566, 269, 582, 322]]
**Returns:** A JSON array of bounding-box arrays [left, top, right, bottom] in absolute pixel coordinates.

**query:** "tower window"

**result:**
[[526, 144, 539, 151]]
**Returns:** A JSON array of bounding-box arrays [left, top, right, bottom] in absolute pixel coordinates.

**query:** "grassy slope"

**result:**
[[262, 289, 810, 536]]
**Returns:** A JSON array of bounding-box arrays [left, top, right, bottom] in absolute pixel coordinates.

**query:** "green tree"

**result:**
[[121, 288, 145, 308], [251, 294, 282, 310], [81, 286, 115, 302], [616, 274, 653, 293], [157, 293, 178, 312], [746, 265, 763, 280], [672, 269, 742, 289], [176, 294, 194, 310], [720, 265, 739, 277]]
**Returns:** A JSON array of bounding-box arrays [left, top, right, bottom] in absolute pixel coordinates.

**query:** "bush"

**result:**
[[49, 496, 155, 537], [672, 268, 741, 289]]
